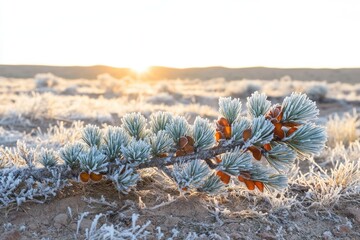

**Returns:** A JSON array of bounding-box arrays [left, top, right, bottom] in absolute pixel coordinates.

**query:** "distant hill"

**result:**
[[0, 65, 360, 83]]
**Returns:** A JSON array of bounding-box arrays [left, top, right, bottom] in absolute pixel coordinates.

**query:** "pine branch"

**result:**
[[0, 91, 328, 205], [0, 141, 244, 182]]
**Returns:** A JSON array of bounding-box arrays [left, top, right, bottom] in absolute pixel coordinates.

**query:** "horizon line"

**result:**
[[1, 63, 360, 70]]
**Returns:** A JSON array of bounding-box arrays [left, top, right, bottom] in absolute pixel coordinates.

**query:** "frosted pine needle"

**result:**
[[102, 126, 130, 161], [82, 125, 102, 148], [247, 91, 271, 119], [59, 142, 84, 169], [281, 92, 319, 124], [173, 160, 210, 190], [149, 111, 174, 134], [193, 116, 216, 150], [122, 112, 148, 140], [198, 173, 224, 194], [79, 147, 108, 173], [37, 148, 58, 168], [219, 97, 242, 124], [231, 118, 251, 142], [148, 130, 174, 156], [165, 116, 191, 144], [283, 124, 327, 157], [245, 116, 274, 147], [122, 139, 151, 166], [263, 142, 296, 172], [217, 148, 252, 176], [110, 165, 140, 194]]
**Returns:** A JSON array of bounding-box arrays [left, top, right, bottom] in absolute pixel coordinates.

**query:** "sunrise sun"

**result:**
[[131, 64, 150, 74]]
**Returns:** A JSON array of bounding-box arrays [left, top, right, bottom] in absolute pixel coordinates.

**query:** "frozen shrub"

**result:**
[[34, 73, 60, 88], [226, 80, 262, 98], [146, 93, 176, 105], [326, 109, 359, 148], [304, 82, 328, 102]]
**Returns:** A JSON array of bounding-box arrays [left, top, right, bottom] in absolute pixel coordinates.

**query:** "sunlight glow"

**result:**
[[130, 64, 150, 75]]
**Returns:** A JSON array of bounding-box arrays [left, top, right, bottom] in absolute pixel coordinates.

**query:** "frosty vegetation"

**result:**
[[0, 91, 328, 209], [0, 74, 359, 239]]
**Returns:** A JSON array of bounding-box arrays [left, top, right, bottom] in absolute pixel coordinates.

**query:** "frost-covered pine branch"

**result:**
[[247, 164, 288, 190], [0, 91, 328, 208]]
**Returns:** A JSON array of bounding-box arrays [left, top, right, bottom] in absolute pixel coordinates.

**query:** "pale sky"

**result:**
[[0, 0, 359, 69]]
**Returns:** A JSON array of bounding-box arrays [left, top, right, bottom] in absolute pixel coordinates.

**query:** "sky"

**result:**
[[0, 0, 359, 69]]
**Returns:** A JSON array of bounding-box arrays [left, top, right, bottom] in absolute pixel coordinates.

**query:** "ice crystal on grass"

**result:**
[[173, 160, 210, 190], [281, 92, 319, 124], [17, 141, 35, 168], [231, 118, 251, 142], [60, 142, 84, 169], [149, 111, 174, 134], [165, 116, 191, 144], [247, 91, 271, 119], [122, 139, 151, 166], [193, 117, 216, 150], [0, 168, 63, 208], [37, 148, 58, 168], [82, 125, 102, 148], [84, 213, 150, 240], [102, 126, 130, 161], [79, 147, 108, 173], [122, 112, 148, 140], [216, 149, 252, 176], [283, 124, 327, 157], [219, 97, 242, 124], [148, 130, 174, 156], [110, 165, 140, 194], [264, 143, 296, 172]]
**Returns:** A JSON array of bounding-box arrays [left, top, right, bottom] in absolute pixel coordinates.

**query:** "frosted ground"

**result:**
[[0, 74, 359, 239]]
